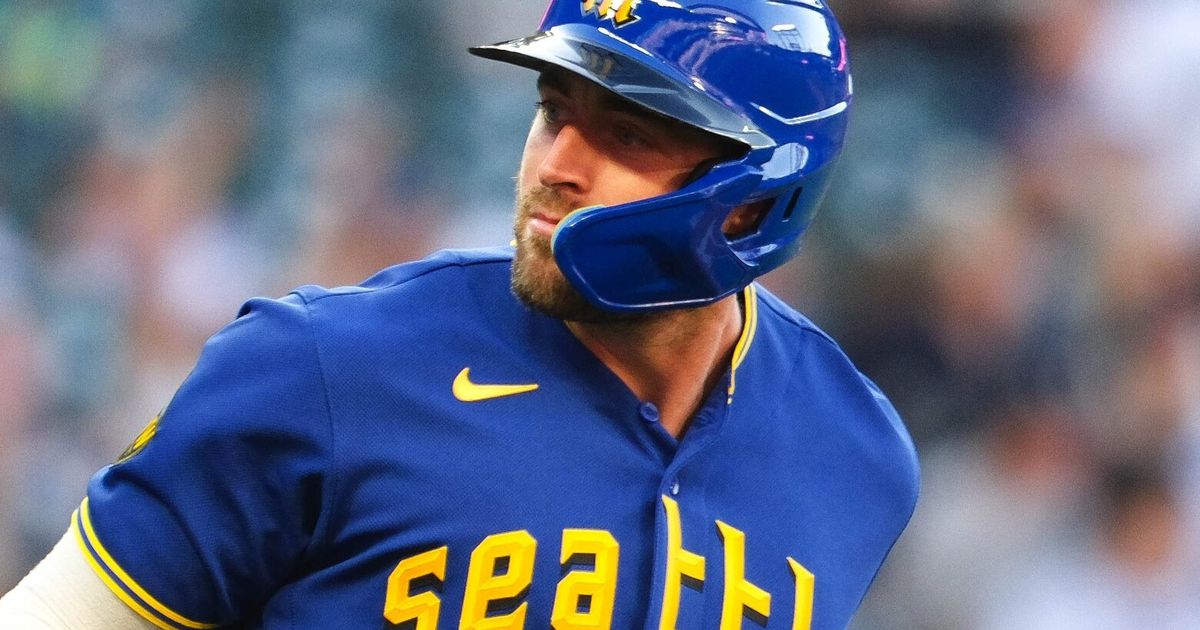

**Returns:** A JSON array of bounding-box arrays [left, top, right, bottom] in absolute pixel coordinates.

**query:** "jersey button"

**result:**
[[639, 402, 660, 423], [670, 480, 680, 496]]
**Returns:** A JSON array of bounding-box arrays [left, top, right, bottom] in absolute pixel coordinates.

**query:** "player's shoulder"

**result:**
[[751, 284, 886, 385], [210, 247, 515, 360], [275, 247, 515, 329], [753, 283, 920, 498], [751, 283, 839, 346], [290, 247, 513, 307]]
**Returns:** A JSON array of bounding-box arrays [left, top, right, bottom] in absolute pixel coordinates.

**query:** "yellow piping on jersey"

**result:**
[[727, 284, 759, 403], [71, 512, 174, 630], [75, 498, 218, 629]]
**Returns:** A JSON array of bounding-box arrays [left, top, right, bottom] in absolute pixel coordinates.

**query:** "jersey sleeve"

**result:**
[[79, 293, 333, 629]]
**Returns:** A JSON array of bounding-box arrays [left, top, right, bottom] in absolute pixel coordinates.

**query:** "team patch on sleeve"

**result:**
[[115, 412, 161, 465], [71, 498, 218, 630]]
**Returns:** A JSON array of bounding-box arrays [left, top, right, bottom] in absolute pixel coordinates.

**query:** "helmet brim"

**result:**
[[469, 25, 772, 149]]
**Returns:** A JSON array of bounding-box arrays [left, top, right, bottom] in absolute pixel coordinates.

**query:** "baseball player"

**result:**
[[0, 1, 918, 628]]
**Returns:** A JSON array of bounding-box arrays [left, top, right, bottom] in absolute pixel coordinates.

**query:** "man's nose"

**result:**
[[536, 123, 599, 195]]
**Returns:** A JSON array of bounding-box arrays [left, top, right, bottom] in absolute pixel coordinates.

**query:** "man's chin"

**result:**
[[510, 243, 644, 324]]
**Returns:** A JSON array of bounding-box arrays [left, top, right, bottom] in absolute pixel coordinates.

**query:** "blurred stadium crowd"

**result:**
[[1, 1, 1198, 628]]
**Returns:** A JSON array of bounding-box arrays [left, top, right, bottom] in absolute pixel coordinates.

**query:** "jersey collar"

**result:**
[[726, 284, 759, 405]]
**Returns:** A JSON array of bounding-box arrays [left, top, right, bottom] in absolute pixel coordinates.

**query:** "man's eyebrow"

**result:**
[[599, 91, 689, 132], [599, 91, 658, 119], [535, 69, 714, 141], [536, 72, 570, 95], [537, 71, 663, 122]]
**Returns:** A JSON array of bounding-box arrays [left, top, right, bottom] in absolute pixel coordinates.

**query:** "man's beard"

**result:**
[[511, 185, 648, 324]]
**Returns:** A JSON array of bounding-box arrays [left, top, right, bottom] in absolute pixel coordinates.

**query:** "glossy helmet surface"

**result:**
[[471, 0, 852, 312]]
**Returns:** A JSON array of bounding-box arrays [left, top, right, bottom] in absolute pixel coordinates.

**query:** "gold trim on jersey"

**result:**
[[727, 284, 759, 403], [74, 497, 218, 629]]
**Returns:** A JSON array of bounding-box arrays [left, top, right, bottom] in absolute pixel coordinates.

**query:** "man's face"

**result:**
[[512, 69, 738, 322]]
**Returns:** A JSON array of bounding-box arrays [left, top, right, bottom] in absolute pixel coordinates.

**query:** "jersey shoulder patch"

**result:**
[[115, 412, 161, 465]]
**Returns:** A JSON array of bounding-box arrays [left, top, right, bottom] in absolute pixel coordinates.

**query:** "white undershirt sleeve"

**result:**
[[0, 528, 158, 629]]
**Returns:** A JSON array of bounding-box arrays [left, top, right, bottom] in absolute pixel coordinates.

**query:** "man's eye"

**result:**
[[613, 124, 649, 148], [535, 100, 561, 124]]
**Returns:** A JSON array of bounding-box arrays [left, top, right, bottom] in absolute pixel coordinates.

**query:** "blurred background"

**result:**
[[1, 1, 1198, 627]]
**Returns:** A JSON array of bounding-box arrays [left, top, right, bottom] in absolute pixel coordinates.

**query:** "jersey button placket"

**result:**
[[638, 401, 660, 423]]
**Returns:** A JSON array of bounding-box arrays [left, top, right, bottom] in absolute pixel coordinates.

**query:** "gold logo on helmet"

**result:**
[[581, 0, 640, 27]]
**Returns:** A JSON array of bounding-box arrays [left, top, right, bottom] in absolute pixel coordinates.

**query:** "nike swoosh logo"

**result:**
[[453, 367, 539, 402]]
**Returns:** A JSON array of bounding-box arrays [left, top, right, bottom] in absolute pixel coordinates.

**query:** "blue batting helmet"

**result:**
[[471, 0, 852, 312]]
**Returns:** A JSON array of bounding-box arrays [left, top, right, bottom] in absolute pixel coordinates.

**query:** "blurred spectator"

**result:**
[[846, 0, 1200, 627], [0, 1, 102, 232], [278, 93, 442, 290], [855, 400, 1092, 629], [982, 463, 1200, 630], [0, 219, 53, 589]]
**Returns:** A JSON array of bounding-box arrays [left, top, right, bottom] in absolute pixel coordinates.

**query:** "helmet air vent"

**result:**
[[781, 187, 804, 222]]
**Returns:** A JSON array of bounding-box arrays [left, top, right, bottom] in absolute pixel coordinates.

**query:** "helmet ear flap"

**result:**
[[723, 198, 774, 240]]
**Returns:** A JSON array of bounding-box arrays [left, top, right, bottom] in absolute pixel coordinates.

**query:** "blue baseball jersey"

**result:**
[[77, 248, 918, 629]]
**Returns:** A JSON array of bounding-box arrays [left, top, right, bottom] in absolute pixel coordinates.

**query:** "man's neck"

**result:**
[[565, 295, 743, 438]]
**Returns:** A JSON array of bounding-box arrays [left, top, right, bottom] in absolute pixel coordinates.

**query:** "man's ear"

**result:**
[[722, 199, 772, 239]]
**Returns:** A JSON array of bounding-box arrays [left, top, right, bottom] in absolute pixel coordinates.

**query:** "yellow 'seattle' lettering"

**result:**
[[716, 521, 771, 629], [551, 529, 620, 629], [657, 496, 706, 630], [383, 546, 448, 629], [382, 519, 816, 628], [788, 557, 815, 630], [459, 530, 538, 630]]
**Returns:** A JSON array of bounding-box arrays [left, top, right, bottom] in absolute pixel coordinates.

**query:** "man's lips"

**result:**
[[528, 212, 562, 237]]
